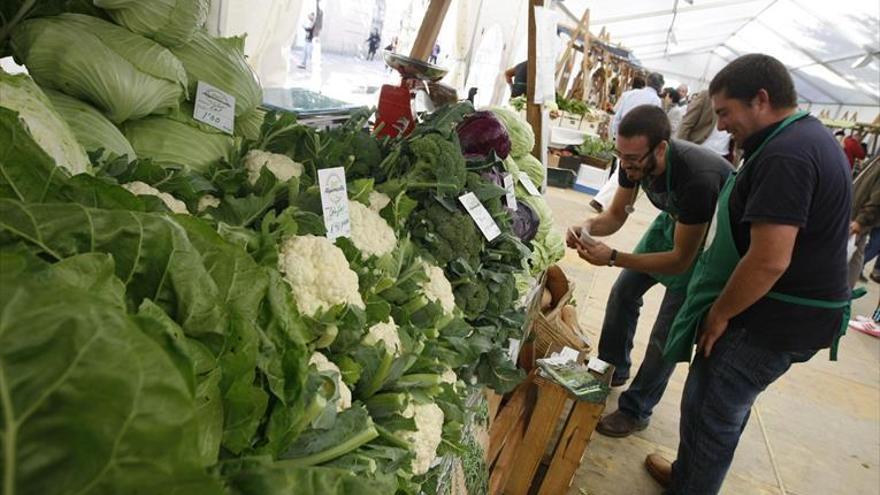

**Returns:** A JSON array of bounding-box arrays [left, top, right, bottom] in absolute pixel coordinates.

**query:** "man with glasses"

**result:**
[[566, 105, 733, 438]]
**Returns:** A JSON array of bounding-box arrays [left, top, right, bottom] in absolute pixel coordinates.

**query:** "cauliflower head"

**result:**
[[368, 190, 391, 213], [399, 402, 445, 475], [243, 149, 304, 185], [309, 352, 352, 411], [348, 200, 397, 258], [421, 262, 456, 315], [122, 181, 189, 214], [197, 194, 221, 213], [362, 318, 401, 356], [278, 235, 365, 316]]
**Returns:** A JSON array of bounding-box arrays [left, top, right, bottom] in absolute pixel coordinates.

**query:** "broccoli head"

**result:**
[[406, 133, 467, 192], [453, 282, 489, 319], [409, 202, 483, 268]]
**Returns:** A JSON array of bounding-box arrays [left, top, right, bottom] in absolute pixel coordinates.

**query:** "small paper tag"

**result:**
[[318, 167, 351, 241], [503, 174, 518, 210], [518, 172, 541, 196], [459, 192, 501, 241], [559, 346, 579, 363], [193, 81, 235, 134], [587, 357, 611, 374], [508, 338, 522, 361]]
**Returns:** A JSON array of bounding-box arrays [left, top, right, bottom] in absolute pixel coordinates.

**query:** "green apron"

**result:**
[[632, 146, 695, 291], [664, 111, 865, 363]]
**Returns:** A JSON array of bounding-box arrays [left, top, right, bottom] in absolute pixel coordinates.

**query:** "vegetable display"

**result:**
[[0, 4, 565, 494]]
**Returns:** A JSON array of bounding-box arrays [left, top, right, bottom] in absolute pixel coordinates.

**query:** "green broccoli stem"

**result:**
[[275, 424, 379, 467], [293, 394, 329, 433], [360, 351, 395, 399], [394, 374, 443, 389]]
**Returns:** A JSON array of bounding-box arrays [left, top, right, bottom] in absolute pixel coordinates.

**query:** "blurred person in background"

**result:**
[[366, 30, 381, 61], [844, 129, 866, 170], [663, 87, 685, 135]]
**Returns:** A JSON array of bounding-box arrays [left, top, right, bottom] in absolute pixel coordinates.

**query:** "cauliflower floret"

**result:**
[[348, 200, 397, 258], [243, 149, 304, 185], [197, 194, 221, 213], [440, 368, 457, 386], [368, 190, 391, 213], [363, 318, 401, 355], [122, 181, 189, 214], [278, 235, 365, 316], [309, 352, 352, 411], [421, 262, 456, 314], [400, 402, 445, 475]]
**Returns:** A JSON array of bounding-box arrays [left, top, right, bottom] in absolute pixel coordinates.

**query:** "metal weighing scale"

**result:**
[[376, 51, 451, 138]]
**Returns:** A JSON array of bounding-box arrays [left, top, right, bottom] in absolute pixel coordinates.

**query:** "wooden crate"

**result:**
[[487, 355, 613, 495]]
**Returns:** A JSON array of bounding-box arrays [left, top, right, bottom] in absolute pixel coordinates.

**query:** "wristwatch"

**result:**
[[608, 249, 618, 267]]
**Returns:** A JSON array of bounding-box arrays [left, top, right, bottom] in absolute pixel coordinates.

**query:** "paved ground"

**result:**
[[542, 186, 880, 495]]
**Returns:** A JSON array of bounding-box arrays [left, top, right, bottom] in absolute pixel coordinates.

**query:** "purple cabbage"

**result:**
[[510, 200, 539, 243], [456, 111, 511, 160]]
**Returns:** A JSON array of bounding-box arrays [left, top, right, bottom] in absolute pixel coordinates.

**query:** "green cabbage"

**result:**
[[11, 13, 188, 123], [170, 30, 262, 118], [518, 194, 564, 274], [44, 89, 136, 161], [122, 106, 235, 172], [94, 0, 209, 47], [489, 106, 535, 158], [515, 153, 545, 186], [0, 70, 91, 174]]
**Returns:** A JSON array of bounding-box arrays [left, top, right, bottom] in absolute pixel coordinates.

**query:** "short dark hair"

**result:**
[[632, 76, 646, 89], [709, 53, 797, 108], [662, 87, 681, 104], [618, 105, 671, 149], [646, 72, 664, 91]]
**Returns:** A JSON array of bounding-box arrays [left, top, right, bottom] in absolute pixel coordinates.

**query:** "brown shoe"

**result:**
[[644, 453, 672, 488], [596, 410, 649, 438]]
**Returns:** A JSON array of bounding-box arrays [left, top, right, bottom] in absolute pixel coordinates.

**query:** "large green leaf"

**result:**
[[0, 252, 223, 495], [94, 0, 208, 47]]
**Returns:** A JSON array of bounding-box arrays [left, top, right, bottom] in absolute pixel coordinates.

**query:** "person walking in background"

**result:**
[[366, 30, 381, 61], [504, 61, 529, 98], [676, 83, 689, 106], [847, 155, 880, 288], [678, 88, 734, 163], [663, 87, 685, 135], [844, 129, 866, 170], [645, 53, 854, 495], [298, 12, 316, 69], [429, 43, 440, 64]]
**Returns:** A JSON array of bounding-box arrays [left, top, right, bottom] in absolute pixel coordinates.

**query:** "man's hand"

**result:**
[[851, 221, 863, 236], [576, 241, 614, 266], [696, 305, 729, 358], [566, 220, 593, 249]]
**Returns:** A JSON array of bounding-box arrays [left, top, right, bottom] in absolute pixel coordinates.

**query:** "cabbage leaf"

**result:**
[[44, 88, 136, 160], [94, 0, 209, 47]]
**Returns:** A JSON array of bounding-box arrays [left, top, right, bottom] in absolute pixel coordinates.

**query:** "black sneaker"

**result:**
[[871, 272, 880, 284], [611, 375, 629, 387], [597, 410, 650, 438]]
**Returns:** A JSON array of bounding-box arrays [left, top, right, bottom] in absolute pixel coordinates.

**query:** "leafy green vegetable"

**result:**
[[11, 13, 188, 123], [0, 70, 91, 174], [515, 153, 545, 187], [279, 406, 379, 467], [409, 201, 483, 267], [94, 0, 209, 47], [489, 106, 534, 158], [44, 88, 136, 161]]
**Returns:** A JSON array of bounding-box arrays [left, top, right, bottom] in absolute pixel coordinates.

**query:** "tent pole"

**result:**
[[409, 0, 453, 60], [527, 0, 545, 160]]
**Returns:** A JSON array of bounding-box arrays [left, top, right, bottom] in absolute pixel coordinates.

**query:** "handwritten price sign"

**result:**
[[193, 81, 235, 134]]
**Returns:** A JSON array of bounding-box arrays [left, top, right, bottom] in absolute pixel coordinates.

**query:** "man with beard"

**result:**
[[567, 105, 733, 438]]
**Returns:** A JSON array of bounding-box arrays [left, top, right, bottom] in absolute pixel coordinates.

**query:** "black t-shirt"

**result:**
[[728, 115, 852, 351], [618, 139, 733, 224], [511, 61, 528, 97]]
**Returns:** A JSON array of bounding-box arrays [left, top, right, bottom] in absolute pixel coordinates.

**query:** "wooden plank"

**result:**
[[536, 400, 606, 495], [555, 8, 590, 95], [504, 377, 569, 495], [409, 0, 453, 60], [580, 10, 592, 101], [487, 389, 503, 424], [526, 0, 544, 160], [489, 411, 528, 495], [487, 374, 535, 465]]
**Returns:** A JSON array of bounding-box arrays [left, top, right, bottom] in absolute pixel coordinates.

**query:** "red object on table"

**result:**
[[376, 84, 415, 138]]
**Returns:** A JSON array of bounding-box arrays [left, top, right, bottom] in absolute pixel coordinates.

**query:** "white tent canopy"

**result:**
[[557, 0, 880, 121]]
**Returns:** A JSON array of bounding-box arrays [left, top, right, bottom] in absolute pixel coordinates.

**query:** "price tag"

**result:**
[[458, 192, 501, 241], [518, 172, 541, 196], [508, 338, 522, 361], [587, 357, 611, 374], [318, 167, 351, 241], [193, 81, 235, 134], [503, 174, 518, 210]]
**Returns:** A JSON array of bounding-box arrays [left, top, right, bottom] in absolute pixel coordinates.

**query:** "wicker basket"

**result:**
[[532, 282, 591, 358]]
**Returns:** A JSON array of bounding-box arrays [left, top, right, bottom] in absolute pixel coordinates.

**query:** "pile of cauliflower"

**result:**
[[420, 262, 456, 315], [399, 402, 445, 475], [309, 352, 352, 412], [243, 149, 304, 185], [348, 200, 397, 259], [278, 234, 364, 316]]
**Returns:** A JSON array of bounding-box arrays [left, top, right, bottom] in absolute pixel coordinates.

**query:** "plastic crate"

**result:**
[[547, 167, 576, 188]]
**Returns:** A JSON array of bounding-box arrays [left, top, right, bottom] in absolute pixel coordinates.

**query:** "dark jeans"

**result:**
[[598, 269, 685, 420], [669, 327, 816, 495], [865, 227, 880, 272]]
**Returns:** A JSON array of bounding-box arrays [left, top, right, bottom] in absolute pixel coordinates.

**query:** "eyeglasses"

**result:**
[[614, 143, 657, 167]]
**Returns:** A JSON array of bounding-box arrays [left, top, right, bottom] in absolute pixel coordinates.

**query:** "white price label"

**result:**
[[503, 174, 518, 210], [518, 172, 541, 196], [508, 338, 522, 362], [458, 192, 501, 241], [193, 81, 235, 134], [318, 167, 351, 241]]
